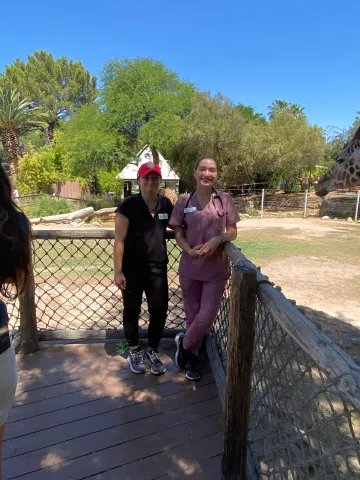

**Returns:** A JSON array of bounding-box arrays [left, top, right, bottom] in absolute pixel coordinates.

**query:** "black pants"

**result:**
[[122, 266, 168, 350]]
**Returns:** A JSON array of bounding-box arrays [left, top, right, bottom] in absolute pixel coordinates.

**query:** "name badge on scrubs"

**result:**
[[184, 207, 197, 213], [158, 213, 168, 220]]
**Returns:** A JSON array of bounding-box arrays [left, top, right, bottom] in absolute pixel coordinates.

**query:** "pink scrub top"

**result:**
[[169, 191, 240, 281]]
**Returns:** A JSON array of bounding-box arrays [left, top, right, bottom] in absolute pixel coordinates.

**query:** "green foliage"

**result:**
[[102, 57, 196, 152], [60, 104, 120, 180], [16, 132, 72, 194], [83, 195, 120, 211], [268, 100, 305, 119], [269, 111, 325, 178], [116, 340, 148, 355], [236, 104, 267, 124], [1, 50, 97, 138], [0, 88, 47, 134], [20, 130, 46, 150], [98, 170, 124, 196], [168, 92, 245, 183], [28, 196, 73, 218]]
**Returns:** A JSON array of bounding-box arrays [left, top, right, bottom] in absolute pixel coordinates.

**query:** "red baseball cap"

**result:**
[[137, 162, 162, 179]]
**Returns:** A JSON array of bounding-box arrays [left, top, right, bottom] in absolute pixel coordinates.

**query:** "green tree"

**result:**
[[269, 111, 325, 187], [0, 88, 46, 175], [235, 104, 266, 124], [168, 92, 245, 184], [16, 132, 71, 194], [102, 57, 195, 161], [60, 104, 120, 181], [1, 50, 97, 141]]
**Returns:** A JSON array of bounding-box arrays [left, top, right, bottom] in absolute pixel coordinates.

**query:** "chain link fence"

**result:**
[[208, 245, 360, 479], [5, 230, 185, 335]]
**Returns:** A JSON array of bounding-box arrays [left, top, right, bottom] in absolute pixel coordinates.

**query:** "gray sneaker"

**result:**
[[145, 349, 166, 375], [127, 349, 146, 374]]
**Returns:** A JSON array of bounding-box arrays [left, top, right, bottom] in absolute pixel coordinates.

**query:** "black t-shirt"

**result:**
[[116, 194, 173, 271]]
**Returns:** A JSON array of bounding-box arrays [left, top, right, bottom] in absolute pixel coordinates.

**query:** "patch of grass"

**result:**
[[234, 228, 360, 267], [28, 196, 74, 218]]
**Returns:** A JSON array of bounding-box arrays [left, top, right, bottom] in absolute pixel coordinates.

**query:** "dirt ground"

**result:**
[[238, 217, 360, 363]]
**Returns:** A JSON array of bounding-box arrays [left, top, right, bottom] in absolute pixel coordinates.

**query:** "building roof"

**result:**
[[116, 145, 180, 181]]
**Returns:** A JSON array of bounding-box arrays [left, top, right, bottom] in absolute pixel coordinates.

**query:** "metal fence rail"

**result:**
[[5, 230, 185, 339]]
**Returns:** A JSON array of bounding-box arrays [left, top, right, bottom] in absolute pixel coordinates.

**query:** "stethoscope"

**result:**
[[181, 188, 228, 231]]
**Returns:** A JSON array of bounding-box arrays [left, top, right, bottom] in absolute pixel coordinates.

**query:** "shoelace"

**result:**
[[149, 351, 162, 365], [131, 350, 144, 363]]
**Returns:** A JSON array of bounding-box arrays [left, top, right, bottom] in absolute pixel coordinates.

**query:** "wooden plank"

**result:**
[[87, 434, 223, 479], [3, 383, 218, 459], [225, 242, 360, 410], [4, 397, 221, 477], [13, 354, 187, 406], [15, 347, 210, 392], [8, 363, 212, 422], [221, 266, 257, 480], [155, 454, 222, 480], [5, 372, 215, 438], [5, 413, 222, 479]]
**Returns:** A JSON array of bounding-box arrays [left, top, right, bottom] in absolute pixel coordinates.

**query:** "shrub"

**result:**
[[28, 196, 73, 218], [82, 195, 121, 211]]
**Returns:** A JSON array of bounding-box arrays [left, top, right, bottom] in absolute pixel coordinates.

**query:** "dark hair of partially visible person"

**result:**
[[194, 155, 218, 171], [0, 165, 30, 298]]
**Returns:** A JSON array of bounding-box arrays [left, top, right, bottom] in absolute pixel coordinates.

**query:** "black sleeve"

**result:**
[[167, 198, 174, 218], [115, 197, 134, 220]]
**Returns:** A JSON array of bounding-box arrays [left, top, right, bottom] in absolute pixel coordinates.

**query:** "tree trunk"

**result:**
[[46, 120, 57, 143], [2, 129, 20, 177], [150, 146, 160, 164]]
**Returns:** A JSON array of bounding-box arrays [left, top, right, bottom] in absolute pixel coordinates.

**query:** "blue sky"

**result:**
[[1, 0, 358, 131]]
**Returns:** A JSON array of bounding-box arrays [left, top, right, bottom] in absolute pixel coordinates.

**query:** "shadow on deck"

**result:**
[[3, 340, 223, 479]]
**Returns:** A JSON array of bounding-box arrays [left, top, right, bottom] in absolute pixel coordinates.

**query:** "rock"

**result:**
[[321, 216, 330, 220], [347, 217, 353, 223], [242, 214, 250, 217], [90, 221, 102, 227]]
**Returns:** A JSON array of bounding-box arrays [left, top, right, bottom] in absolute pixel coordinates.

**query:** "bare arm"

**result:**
[[114, 213, 129, 289], [199, 223, 238, 257], [174, 226, 202, 258]]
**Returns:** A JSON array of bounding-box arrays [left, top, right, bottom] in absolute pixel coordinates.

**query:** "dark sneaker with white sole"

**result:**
[[127, 348, 146, 374], [186, 354, 201, 381], [145, 349, 166, 375], [175, 332, 188, 369]]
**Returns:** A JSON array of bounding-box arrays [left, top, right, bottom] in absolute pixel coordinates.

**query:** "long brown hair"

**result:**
[[0, 164, 30, 298]]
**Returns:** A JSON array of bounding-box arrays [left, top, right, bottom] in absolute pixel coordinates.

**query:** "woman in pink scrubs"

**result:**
[[169, 155, 240, 381]]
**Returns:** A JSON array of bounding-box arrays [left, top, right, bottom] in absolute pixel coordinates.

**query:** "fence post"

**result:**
[[19, 257, 39, 354], [303, 189, 308, 218], [260, 189, 265, 218], [221, 265, 257, 480], [355, 190, 360, 223]]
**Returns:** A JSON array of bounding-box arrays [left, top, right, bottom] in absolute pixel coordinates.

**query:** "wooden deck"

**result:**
[[3, 341, 223, 479]]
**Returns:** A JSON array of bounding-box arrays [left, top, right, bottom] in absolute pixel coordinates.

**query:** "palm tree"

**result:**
[[0, 88, 46, 176], [268, 100, 290, 119], [268, 100, 305, 120]]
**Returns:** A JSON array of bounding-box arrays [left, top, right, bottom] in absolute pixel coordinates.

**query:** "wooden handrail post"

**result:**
[[19, 256, 39, 354], [221, 265, 257, 480]]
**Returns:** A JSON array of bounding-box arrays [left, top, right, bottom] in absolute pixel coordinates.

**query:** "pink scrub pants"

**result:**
[[180, 276, 227, 353]]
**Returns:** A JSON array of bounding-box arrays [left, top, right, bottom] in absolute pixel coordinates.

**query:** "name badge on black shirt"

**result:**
[[158, 213, 168, 220]]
